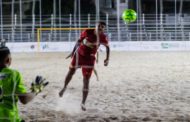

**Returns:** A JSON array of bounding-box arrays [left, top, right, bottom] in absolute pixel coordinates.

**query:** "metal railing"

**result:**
[[1, 14, 190, 42]]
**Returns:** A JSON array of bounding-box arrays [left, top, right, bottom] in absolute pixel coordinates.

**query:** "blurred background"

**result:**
[[0, 0, 189, 43]]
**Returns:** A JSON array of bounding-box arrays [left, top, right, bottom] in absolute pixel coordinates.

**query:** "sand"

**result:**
[[10, 51, 190, 122]]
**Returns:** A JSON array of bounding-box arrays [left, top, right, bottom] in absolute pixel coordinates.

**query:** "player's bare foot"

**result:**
[[59, 88, 66, 97], [81, 103, 86, 111]]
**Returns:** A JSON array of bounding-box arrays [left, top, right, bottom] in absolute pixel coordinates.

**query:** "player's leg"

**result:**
[[81, 67, 93, 111], [59, 52, 79, 97], [93, 68, 99, 81], [59, 67, 76, 97]]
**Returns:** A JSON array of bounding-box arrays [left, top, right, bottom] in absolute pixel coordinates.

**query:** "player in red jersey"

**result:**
[[59, 21, 110, 111]]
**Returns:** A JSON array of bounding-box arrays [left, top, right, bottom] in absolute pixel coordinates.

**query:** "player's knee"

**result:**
[[83, 72, 92, 80], [83, 81, 89, 87], [85, 75, 91, 80], [83, 88, 89, 92]]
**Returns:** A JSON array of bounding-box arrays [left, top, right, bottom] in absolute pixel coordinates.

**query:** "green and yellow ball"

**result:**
[[122, 9, 137, 23]]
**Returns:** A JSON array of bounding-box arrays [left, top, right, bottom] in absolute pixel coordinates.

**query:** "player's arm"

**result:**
[[66, 30, 86, 59], [66, 40, 81, 59], [101, 35, 110, 66], [104, 44, 110, 66]]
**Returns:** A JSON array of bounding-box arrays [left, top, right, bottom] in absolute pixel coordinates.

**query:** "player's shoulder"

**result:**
[[1, 68, 21, 76], [100, 33, 108, 40], [0, 68, 21, 81]]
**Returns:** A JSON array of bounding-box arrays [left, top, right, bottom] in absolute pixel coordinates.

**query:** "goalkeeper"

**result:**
[[0, 46, 48, 122]]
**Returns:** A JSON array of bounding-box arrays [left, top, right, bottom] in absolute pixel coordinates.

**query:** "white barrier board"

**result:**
[[6, 41, 190, 52]]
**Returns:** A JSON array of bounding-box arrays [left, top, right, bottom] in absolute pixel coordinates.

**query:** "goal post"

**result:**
[[36, 28, 95, 51]]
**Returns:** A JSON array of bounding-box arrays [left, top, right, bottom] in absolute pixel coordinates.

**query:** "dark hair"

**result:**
[[0, 46, 10, 62], [98, 21, 106, 26]]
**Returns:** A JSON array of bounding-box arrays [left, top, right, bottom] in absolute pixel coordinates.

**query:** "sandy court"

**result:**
[[10, 51, 190, 122]]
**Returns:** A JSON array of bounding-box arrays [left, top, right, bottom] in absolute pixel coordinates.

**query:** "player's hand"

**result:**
[[104, 59, 109, 66], [65, 53, 72, 59], [30, 76, 49, 95]]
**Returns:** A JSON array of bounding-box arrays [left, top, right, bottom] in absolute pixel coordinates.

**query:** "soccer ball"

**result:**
[[122, 9, 137, 23]]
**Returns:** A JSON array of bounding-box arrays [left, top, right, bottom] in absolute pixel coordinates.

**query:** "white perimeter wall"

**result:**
[[6, 41, 190, 52]]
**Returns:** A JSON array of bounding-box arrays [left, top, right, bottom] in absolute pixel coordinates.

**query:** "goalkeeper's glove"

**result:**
[[30, 76, 49, 95]]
